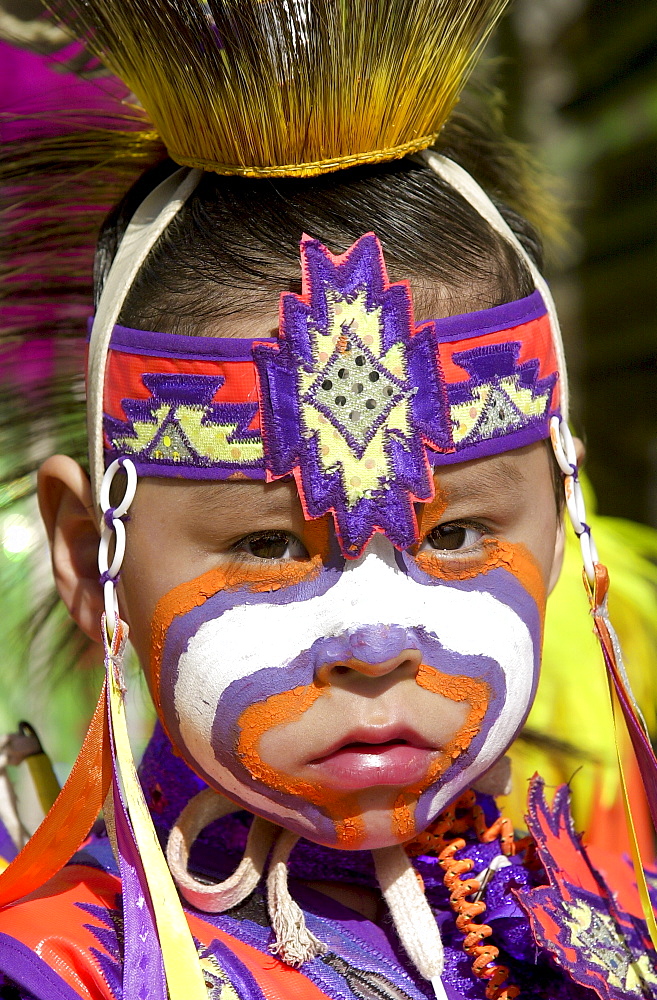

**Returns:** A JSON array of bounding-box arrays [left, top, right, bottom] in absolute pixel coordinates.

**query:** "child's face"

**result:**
[[117, 439, 560, 850]]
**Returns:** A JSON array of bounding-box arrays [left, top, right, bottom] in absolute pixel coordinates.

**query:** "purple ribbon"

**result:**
[[104, 643, 168, 1000]]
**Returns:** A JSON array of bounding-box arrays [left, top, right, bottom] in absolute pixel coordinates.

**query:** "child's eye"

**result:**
[[419, 522, 485, 553], [232, 531, 309, 561]]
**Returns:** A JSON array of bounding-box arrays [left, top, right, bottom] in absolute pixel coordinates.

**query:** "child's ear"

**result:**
[[37, 455, 103, 644]]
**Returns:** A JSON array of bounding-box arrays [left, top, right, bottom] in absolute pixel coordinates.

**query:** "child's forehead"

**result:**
[[135, 443, 549, 522], [190, 277, 502, 341], [100, 234, 560, 557]]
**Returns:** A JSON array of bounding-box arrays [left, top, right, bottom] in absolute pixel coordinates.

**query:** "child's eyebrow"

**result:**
[[182, 481, 301, 519], [437, 458, 527, 508], [179, 458, 526, 522]]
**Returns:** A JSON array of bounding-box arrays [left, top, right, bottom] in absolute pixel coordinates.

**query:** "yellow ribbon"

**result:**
[[608, 684, 657, 950], [587, 568, 657, 952], [106, 619, 207, 1000]]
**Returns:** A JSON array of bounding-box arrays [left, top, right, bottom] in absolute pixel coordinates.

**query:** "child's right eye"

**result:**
[[232, 531, 309, 561]]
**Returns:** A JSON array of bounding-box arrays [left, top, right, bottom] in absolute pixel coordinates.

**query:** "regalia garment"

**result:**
[[1, 725, 656, 1000]]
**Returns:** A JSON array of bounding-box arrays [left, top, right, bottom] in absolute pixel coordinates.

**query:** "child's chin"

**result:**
[[264, 803, 428, 852]]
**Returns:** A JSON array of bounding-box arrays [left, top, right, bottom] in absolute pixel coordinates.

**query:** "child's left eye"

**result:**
[[233, 531, 309, 561], [419, 522, 485, 553]]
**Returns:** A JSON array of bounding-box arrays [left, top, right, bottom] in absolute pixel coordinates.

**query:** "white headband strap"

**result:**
[[88, 155, 567, 506], [87, 166, 203, 507], [420, 151, 569, 420]]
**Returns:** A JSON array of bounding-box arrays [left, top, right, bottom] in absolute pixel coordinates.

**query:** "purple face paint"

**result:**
[[155, 535, 542, 847]]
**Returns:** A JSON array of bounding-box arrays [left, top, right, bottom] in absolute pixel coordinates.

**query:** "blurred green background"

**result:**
[[498, 0, 657, 526], [0, 0, 655, 825]]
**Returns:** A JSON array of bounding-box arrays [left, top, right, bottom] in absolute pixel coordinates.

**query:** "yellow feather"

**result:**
[[48, 0, 510, 176], [505, 475, 657, 834]]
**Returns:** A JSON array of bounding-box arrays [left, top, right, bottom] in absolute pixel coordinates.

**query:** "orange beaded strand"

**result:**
[[406, 791, 532, 1000]]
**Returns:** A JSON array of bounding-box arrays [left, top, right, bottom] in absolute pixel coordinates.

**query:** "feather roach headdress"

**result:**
[[0, 0, 560, 483], [47, 0, 509, 176]]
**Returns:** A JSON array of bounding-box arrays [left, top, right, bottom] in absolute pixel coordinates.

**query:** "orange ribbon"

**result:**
[[0, 681, 110, 908]]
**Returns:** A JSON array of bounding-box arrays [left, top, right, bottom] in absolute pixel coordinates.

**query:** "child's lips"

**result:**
[[306, 727, 438, 790]]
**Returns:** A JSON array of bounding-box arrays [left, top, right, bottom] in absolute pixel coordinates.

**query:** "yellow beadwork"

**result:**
[[110, 404, 264, 466], [450, 376, 552, 445], [298, 289, 413, 508]]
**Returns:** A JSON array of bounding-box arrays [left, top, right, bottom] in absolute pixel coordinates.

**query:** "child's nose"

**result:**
[[316, 624, 422, 681]]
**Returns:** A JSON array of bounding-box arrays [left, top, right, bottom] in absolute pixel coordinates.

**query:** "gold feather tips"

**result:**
[[49, 0, 510, 177]]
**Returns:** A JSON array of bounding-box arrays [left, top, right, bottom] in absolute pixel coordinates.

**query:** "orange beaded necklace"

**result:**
[[405, 790, 540, 1000]]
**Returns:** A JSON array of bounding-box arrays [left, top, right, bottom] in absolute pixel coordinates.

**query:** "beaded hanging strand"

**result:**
[[406, 790, 536, 1000]]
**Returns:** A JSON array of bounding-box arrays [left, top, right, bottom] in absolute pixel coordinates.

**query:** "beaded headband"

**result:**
[[102, 233, 560, 556]]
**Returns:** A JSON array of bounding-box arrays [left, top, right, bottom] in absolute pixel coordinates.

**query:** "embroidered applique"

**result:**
[[79, 900, 245, 1000], [77, 900, 124, 1000], [515, 778, 657, 1000], [321, 954, 416, 1000], [206, 890, 432, 1000], [448, 343, 556, 449], [100, 241, 561, 553], [198, 945, 243, 1000], [105, 373, 264, 473], [254, 233, 449, 557]]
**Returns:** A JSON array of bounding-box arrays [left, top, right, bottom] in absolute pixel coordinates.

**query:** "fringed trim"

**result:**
[[372, 844, 445, 989], [167, 787, 278, 913], [266, 827, 327, 967], [167, 791, 327, 962]]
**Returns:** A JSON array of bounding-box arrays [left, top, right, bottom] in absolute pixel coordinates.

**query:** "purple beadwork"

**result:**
[[254, 233, 449, 557]]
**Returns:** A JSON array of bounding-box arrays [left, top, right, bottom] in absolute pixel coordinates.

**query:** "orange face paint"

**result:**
[[415, 539, 546, 620], [235, 683, 366, 847], [414, 486, 449, 538], [302, 515, 332, 562], [150, 555, 322, 712], [150, 507, 541, 850], [391, 666, 490, 840], [235, 664, 489, 848]]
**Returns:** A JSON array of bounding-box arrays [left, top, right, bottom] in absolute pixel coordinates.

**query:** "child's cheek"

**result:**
[[149, 555, 325, 715], [149, 538, 543, 848], [233, 666, 491, 848], [414, 538, 547, 623]]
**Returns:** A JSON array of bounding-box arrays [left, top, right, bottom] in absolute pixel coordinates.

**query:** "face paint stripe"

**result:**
[[151, 566, 227, 713], [391, 667, 490, 840], [168, 538, 541, 689], [400, 545, 544, 672], [172, 621, 513, 844], [150, 556, 324, 710], [414, 489, 448, 539], [158, 535, 541, 847], [415, 540, 546, 612], [156, 557, 344, 751], [235, 682, 366, 848], [233, 666, 489, 849]]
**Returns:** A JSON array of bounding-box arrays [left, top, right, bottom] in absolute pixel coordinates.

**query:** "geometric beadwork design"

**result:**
[[105, 373, 264, 475], [448, 343, 557, 451], [303, 336, 408, 456], [101, 233, 561, 556], [516, 778, 657, 1000], [254, 233, 450, 557]]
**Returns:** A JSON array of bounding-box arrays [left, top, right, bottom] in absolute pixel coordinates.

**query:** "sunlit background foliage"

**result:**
[[0, 0, 655, 831]]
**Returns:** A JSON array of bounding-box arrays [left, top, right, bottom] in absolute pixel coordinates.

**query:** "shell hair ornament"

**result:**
[[0, 1, 656, 999]]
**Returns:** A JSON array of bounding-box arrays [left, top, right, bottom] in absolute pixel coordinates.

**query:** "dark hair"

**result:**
[[95, 156, 543, 336], [96, 154, 563, 508]]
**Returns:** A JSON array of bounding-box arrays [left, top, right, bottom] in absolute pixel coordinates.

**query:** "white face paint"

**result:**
[[156, 536, 542, 847]]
